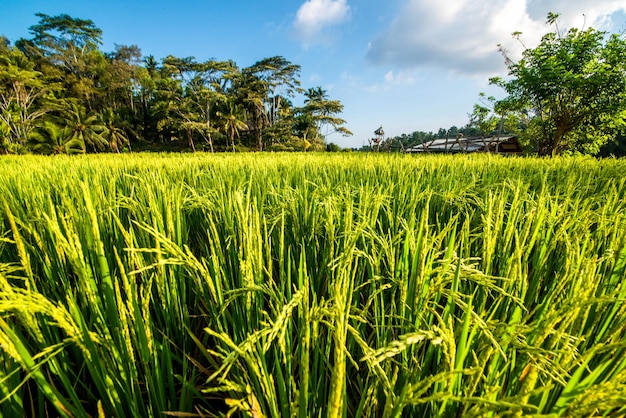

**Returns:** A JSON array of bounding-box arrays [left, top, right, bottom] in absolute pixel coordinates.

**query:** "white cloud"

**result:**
[[293, 0, 350, 45], [340, 69, 420, 95], [527, 0, 626, 29], [366, 0, 626, 76], [384, 70, 417, 85]]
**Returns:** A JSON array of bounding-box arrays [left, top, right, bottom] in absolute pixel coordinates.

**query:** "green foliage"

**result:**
[[492, 13, 626, 155], [1, 153, 626, 416], [0, 46, 58, 145], [28, 120, 84, 154], [216, 98, 247, 152], [598, 132, 626, 157], [326, 142, 342, 152], [299, 86, 352, 145], [2, 14, 351, 153], [468, 92, 522, 138], [61, 102, 107, 152], [27, 13, 102, 54], [101, 108, 131, 153]]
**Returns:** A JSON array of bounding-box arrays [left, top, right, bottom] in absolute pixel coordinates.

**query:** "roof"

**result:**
[[405, 136, 523, 154]]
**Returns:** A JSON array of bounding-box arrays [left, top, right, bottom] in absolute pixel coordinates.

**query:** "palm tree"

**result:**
[[217, 99, 247, 152], [241, 91, 266, 150], [304, 86, 328, 105], [62, 102, 108, 152], [29, 120, 84, 154], [102, 108, 130, 152], [229, 68, 265, 150], [301, 86, 352, 144]]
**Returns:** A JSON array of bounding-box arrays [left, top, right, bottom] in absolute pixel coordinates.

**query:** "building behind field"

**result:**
[[405, 136, 523, 154]]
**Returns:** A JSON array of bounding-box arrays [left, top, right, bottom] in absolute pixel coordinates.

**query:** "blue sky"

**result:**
[[2, 0, 625, 148]]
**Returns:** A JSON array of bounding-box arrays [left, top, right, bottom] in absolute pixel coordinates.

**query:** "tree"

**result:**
[[255, 56, 301, 128], [232, 69, 266, 150], [62, 102, 108, 152], [294, 112, 316, 142], [103, 44, 142, 113], [136, 55, 166, 144], [23, 13, 102, 73], [326, 142, 342, 152], [300, 86, 352, 146], [468, 93, 522, 138], [216, 98, 247, 151], [17, 14, 106, 109], [102, 108, 131, 152], [0, 36, 9, 52], [0, 46, 57, 146], [29, 120, 83, 154], [492, 13, 626, 155], [233, 57, 301, 150], [156, 56, 236, 151]]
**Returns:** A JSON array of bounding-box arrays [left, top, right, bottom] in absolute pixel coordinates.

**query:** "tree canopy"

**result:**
[[0, 13, 351, 154], [491, 13, 626, 156], [375, 14, 626, 156]]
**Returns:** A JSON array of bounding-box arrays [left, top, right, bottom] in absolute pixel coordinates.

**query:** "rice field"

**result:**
[[0, 152, 625, 417]]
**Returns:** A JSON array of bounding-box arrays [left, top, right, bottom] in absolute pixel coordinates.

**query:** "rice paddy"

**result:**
[[1, 152, 625, 417]]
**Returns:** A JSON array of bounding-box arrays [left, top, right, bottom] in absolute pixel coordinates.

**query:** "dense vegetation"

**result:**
[[482, 13, 626, 156], [0, 14, 352, 155], [3, 12, 626, 156], [1, 153, 625, 417], [385, 14, 626, 156]]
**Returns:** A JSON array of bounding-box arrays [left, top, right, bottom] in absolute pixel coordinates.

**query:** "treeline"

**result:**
[[382, 117, 626, 156], [377, 111, 626, 156], [0, 13, 351, 154]]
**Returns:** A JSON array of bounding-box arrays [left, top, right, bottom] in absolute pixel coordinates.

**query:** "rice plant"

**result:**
[[0, 153, 625, 417]]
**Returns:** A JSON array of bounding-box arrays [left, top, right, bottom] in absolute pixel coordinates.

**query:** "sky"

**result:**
[[1, 0, 626, 148]]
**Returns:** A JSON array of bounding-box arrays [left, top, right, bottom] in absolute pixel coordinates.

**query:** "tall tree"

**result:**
[[101, 108, 131, 152], [103, 44, 142, 112], [492, 13, 626, 155], [233, 70, 266, 150], [135, 55, 160, 143], [234, 56, 301, 150], [156, 56, 236, 151], [299, 86, 352, 146], [216, 98, 247, 152], [0, 46, 57, 146], [17, 13, 105, 110], [254, 56, 301, 127], [24, 13, 102, 72]]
